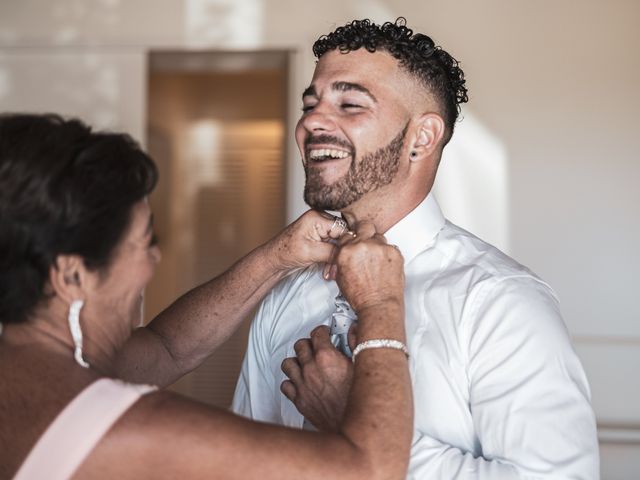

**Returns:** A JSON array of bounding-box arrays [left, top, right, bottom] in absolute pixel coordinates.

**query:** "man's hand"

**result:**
[[280, 326, 353, 432]]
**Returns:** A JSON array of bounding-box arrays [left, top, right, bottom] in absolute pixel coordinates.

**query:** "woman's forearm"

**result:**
[[114, 241, 286, 385], [275, 223, 412, 478], [339, 304, 413, 479], [114, 211, 336, 386]]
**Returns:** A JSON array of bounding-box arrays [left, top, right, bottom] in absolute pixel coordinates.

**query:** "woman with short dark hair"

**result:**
[[0, 114, 412, 479]]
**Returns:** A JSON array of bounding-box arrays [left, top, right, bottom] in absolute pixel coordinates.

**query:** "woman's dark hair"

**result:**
[[313, 17, 469, 142], [0, 113, 158, 324]]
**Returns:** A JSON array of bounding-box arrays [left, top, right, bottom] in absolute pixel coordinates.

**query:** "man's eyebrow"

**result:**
[[332, 81, 377, 102], [301, 82, 377, 103], [302, 85, 317, 99]]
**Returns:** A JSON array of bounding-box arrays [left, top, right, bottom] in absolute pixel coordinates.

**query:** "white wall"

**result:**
[[397, 0, 640, 438], [1, 1, 638, 477]]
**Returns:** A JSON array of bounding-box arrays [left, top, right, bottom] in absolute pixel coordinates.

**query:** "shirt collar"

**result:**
[[383, 193, 446, 266]]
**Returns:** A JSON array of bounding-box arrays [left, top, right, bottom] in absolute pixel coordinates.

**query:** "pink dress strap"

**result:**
[[14, 378, 157, 480]]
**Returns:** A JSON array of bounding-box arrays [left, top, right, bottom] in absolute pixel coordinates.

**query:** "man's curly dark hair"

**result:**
[[313, 17, 468, 142]]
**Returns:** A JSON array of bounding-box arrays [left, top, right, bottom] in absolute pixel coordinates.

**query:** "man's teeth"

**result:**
[[308, 149, 349, 160]]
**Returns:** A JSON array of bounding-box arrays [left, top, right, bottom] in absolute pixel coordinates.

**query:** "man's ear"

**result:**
[[410, 113, 446, 161], [49, 254, 87, 304]]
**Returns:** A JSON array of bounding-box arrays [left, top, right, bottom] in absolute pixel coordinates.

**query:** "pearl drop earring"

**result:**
[[68, 299, 90, 368]]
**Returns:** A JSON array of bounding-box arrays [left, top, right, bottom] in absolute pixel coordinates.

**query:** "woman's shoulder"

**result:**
[[0, 348, 100, 478], [75, 388, 252, 478]]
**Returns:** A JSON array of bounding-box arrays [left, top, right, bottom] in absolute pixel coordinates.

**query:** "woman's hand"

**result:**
[[266, 210, 351, 273], [280, 222, 406, 432], [333, 222, 405, 315]]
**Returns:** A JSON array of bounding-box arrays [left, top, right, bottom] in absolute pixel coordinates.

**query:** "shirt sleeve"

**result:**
[[408, 432, 519, 478], [231, 291, 282, 423], [408, 276, 599, 479]]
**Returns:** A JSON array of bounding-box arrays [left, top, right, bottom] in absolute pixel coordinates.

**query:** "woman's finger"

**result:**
[[323, 243, 338, 280], [353, 221, 377, 240], [312, 213, 348, 241], [326, 216, 349, 240], [336, 221, 376, 248], [327, 263, 338, 281], [348, 323, 358, 351]]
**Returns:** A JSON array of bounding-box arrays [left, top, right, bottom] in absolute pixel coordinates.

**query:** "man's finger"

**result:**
[[309, 325, 332, 351], [294, 338, 313, 364], [281, 357, 302, 384], [280, 380, 297, 402]]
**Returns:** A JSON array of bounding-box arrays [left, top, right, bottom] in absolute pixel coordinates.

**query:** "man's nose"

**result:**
[[300, 105, 336, 133]]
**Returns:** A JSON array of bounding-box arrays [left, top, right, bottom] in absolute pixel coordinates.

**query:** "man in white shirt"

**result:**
[[232, 18, 599, 478]]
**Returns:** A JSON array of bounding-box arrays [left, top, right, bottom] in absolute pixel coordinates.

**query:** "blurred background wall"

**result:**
[[1, 1, 637, 478]]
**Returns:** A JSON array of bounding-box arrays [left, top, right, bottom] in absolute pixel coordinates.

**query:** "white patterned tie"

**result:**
[[329, 293, 358, 358]]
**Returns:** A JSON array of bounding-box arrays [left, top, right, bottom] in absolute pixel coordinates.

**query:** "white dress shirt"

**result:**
[[232, 194, 599, 479]]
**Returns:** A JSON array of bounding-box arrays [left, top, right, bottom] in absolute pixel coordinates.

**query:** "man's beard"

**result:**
[[303, 123, 408, 211]]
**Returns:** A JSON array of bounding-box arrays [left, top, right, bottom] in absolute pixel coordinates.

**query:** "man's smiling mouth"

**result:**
[[307, 148, 350, 162]]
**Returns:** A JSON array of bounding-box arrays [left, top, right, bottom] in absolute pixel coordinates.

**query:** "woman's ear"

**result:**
[[49, 254, 87, 304], [410, 113, 446, 161]]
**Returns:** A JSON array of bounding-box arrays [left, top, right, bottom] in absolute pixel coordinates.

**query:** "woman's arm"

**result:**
[[114, 210, 340, 387], [80, 223, 412, 480]]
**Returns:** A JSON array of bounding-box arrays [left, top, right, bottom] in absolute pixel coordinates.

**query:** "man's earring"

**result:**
[[410, 151, 418, 159], [68, 299, 90, 368]]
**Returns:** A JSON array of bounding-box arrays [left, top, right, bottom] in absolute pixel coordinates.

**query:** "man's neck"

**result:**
[[341, 191, 428, 234]]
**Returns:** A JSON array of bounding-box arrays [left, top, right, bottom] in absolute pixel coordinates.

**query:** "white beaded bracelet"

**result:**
[[351, 339, 409, 363]]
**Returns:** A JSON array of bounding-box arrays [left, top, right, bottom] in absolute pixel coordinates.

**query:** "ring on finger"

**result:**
[[329, 217, 348, 236]]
